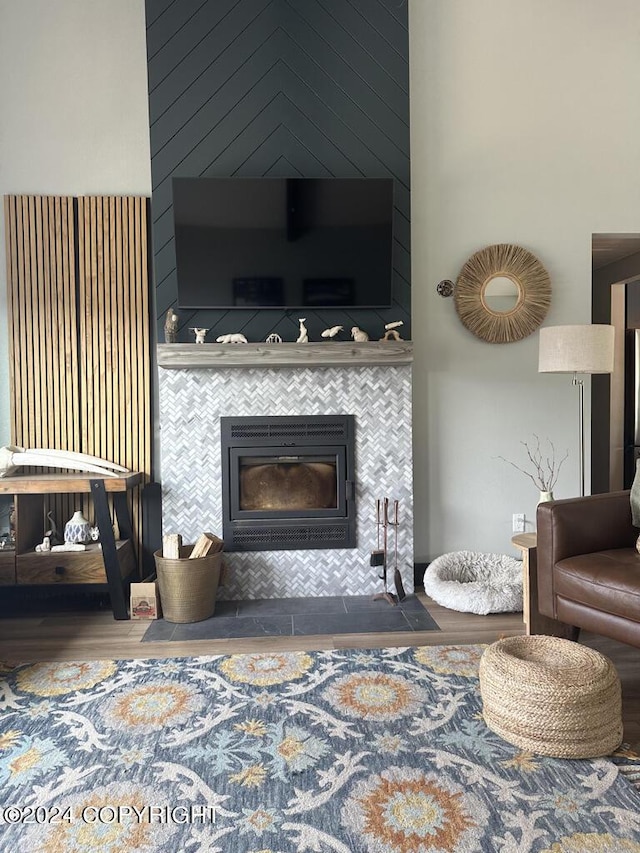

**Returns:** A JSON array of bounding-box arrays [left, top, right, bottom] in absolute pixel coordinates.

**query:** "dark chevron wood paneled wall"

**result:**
[[145, 0, 410, 344]]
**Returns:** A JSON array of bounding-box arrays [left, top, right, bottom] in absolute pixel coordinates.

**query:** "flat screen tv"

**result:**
[[172, 177, 394, 309]]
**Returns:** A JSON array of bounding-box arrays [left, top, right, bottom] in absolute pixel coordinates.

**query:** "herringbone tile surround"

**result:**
[[158, 364, 414, 600]]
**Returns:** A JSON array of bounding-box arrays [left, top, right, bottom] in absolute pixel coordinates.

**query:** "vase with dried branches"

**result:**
[[497, 436, 568, 503]]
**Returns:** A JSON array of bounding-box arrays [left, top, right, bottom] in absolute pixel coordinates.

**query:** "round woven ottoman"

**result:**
[[479, 636, 622, 758]]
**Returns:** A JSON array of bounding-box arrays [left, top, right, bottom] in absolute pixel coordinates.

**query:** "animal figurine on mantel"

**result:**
[[216, 333, 248, 344], [380, 320, 404, 341], [351, 326, 369, 342], [190, 327, 209, 344], [164, 308, 179, 342], [321, 325, 343, 339], [296, 318, 308, 343]]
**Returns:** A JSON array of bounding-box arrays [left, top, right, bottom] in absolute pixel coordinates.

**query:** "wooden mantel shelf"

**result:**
[[157, 341, 413, 369]]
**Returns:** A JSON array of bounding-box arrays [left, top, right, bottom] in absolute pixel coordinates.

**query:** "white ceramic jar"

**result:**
[[64, 510, 92, 544]]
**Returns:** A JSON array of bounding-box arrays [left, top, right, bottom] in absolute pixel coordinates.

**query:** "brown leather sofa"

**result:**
[[536, 490, 640, 648]]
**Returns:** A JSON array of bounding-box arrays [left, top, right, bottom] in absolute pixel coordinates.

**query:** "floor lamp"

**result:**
[[538, 324, 615, 496]]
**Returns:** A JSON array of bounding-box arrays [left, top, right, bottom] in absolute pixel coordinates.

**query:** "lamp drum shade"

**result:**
[[538, 325, 615, 375]]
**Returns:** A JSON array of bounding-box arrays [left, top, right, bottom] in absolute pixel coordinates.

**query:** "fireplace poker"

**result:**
[[373, 497, 397, 606], [392, 499, 406, 601]]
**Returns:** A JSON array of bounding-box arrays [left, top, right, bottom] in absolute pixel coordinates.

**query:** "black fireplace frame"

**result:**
[[220, 415, 356, 551]]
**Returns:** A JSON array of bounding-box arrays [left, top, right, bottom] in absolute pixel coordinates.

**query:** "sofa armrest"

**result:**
[[537, 490, 636, 618]]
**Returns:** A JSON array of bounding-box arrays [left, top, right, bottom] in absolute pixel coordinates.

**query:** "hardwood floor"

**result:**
[[0, 592, 638, 745]]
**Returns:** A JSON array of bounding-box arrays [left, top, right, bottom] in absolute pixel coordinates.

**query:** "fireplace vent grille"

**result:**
[[232, 524, 350, 548], [230, 421, 347, 441]]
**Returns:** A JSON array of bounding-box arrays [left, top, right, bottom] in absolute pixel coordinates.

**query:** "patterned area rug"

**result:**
[[1, 645, 640, 852]]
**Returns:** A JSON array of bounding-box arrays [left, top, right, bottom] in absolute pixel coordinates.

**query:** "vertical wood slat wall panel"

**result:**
[[26, 199, 38, 447], [5, 195, 151, 571], [76, 195, 92, 529], [4, 196, 78, 530], [4, 197, 19, 443], [76, 196, 151, 566]]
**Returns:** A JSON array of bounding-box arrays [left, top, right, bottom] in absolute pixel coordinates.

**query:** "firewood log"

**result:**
[[162, 533, 182, 559], [189, 532, 224, 559]]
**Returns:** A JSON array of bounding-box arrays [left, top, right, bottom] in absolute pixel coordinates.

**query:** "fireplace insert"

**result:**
[[220, 415, 356, 551]]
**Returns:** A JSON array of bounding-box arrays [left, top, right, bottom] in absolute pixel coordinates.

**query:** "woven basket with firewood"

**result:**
[[154, 532, 224, 623]]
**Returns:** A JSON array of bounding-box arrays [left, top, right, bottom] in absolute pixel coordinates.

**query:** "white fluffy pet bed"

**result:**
[[423, 551, 523, 615]]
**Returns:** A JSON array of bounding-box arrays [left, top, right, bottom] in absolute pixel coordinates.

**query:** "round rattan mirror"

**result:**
[[454, 244, 551, 343]]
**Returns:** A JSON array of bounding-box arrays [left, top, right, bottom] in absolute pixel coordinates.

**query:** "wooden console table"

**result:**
[[0, 472, 141, 620], [511, 533, 578, 638]]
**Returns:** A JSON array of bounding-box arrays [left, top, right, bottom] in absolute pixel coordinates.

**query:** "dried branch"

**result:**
[[496, 435, 568, 492]]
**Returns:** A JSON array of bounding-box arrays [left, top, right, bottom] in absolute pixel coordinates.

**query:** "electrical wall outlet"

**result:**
[[512, 513, 525, 533]]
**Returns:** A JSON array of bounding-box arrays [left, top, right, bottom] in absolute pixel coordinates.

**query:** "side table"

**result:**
[[511, 533, 578, 638], [0, 472, 141, 620]]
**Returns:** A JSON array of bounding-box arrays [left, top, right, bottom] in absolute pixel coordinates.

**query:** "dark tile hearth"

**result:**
[[142, 595, 439, 643], [173, 615, 293, 642]]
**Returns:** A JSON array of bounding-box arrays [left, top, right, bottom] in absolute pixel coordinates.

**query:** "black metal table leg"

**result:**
[[91, 479, 129, 620], [113, 492, 133, 542]]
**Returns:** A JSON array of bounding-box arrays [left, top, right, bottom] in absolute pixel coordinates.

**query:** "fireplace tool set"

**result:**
[[371, 498, 406, 605]]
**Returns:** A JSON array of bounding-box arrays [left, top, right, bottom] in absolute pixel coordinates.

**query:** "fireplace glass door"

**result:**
[[231, 449, 346, 517]]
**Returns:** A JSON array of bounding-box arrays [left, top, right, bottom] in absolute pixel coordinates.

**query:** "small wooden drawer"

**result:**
[[16, 541, 134, 585]]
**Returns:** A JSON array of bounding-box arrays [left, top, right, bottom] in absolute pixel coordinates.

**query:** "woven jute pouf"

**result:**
[[479, 635, 623, 758]]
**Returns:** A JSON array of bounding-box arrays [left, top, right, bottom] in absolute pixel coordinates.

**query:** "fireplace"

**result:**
[[221, 415, 356, 551], [157, 343, 414, 599]]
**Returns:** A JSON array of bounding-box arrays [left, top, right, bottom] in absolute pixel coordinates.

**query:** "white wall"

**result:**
[[410, 0, 640, 560], [0, 0, 152, 445]]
